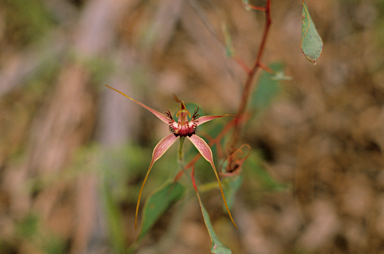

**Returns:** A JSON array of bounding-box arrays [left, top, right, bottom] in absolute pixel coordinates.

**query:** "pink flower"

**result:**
[[105, 85, 236, 229]]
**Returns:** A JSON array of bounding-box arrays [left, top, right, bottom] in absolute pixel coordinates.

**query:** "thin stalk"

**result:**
[[230, 0, 272, 148], [178, 136, 186, 163]]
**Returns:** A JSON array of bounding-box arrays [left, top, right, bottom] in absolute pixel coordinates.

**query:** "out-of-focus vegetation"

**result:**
[[1, 0, 384, 253]]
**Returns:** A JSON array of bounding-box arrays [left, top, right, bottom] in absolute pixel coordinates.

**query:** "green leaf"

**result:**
[[137, 181, 185, 240], [247, 151, 287, 191], [301, 2, 323, 63], [17, 213, 40, 239], [197, 195, 232, 254], [271, 71, 292, 81], [223, 176, 243, 209], [251, 63, 283, 111], [172, 102, 204, 120]]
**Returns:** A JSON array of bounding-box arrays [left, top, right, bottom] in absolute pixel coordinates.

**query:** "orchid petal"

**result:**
[[135, 133, 178, 229], [106, 85, 170, 124], [196, 115, 235, 126], [187, 135, 237, 228]]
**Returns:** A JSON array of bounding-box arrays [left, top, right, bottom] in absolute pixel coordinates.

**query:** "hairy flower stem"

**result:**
[[177, 137, 195, 187], [177, 137, 199, 193], [178, 137, 186, 164]]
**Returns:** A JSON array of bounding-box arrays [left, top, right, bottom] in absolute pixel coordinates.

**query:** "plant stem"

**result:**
[[178, 136, 186, 163], [230, 0, 272, 148]]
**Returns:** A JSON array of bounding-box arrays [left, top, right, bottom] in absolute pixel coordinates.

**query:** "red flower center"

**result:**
[[166, 105, 199, 137]]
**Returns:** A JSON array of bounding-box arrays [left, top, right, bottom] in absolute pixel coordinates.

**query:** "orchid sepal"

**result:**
[[196, 114, 236, 126], [135, 133, 178, 229], [105, 85, 170, 124], [105, 85, 237, 229], [187, 135, 237, 229]]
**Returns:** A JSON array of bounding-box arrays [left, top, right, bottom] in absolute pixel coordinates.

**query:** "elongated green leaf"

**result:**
[[301, 2, 323, 63], [197, 194, 232, 254], [137, 181, 184, 240], [135, 133, 179, 229], [187, 135, 237, 228]]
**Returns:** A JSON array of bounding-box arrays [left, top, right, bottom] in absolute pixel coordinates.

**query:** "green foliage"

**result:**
[[102, 143, 158, 203], [301, 2, 323, 63], [100, 143, 183, 252], [16, 213, 66, 254], [137, 181, 185, 240], [187, 102, 205, 117], [245, 151, 287, 191], [112, 143, 176, 193], [17, 213, 40, 239], [197, 194, 232, 254], [186, 120, 226, 184], [42, 236, 67, 254], [172, 102, 205, 120], [251, 63, 283, 112], [222, 176, 243, 209]]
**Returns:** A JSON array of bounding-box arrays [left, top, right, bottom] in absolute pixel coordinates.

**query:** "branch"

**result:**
[[230, 0, 272, 148]]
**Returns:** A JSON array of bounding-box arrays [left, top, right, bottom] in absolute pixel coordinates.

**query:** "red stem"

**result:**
[[249, 5, 266, 12], [230, 0, 272, 148], [175, 0, 273, 180]]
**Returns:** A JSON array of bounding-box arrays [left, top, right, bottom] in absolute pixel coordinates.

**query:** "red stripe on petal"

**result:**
[[135, 133, 178, 229], [187, 135, 214, 163], [187, 135, 237, 229], [152, 134, 179, 162]]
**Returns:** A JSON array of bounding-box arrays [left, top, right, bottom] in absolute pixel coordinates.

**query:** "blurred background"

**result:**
[[1, 0, 384, 253]]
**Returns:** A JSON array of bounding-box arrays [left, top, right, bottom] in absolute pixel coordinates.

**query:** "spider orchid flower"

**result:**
[[105, 85, 237, 229]]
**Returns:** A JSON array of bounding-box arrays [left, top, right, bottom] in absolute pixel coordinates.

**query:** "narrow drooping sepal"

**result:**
[[196, 115, 235, 126], [135, 133, 179, 229], [105, 84, 237, 231], [187, 135, 214, 163], [105, 85, 171, 124], [187, 135, 237, 228], [152, 134, 179, 162]]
